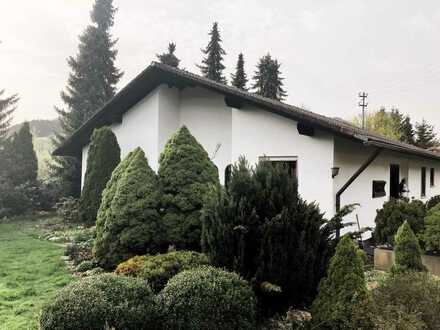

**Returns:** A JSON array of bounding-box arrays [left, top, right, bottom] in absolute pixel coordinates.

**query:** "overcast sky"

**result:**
[[1, 0, 440, 131]]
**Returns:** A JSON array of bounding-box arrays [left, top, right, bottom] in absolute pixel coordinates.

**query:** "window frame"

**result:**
[[259, 156, 298, 179], [430, 167, 435, 187], [421, 166, 427, 198]]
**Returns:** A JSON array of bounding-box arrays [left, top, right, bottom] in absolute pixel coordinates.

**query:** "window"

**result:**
[[259, 156, 298, 179], [372, 180, 386, 198], [421, 167, 427, 197], [430, 168, 435, 187]]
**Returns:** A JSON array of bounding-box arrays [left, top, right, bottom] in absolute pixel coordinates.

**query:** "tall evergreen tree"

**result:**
[[252, 54, 287, 101], [399, 115, 415, 145], [198, 22, 226, 83], [0, 90, 18, 146], [3, 122, 38, 185], [80, 127, 120, 225], [157, 42, 180, 68], [415, 119, 437, 149], [231, 53, 248, 90], [51, 0, 122, 197]]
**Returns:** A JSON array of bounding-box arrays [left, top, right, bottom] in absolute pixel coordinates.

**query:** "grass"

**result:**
[[0, 216, 72, 329]]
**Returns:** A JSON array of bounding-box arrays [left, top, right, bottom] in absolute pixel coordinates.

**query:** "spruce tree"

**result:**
[[4, 122, 38, 185], [0, 90, 18, 146], [415, 119, 437, 149], [80, 127, 120, 225], [399, 115, 415, 145], [231, 53, 248, 90], [393, 220, 426, 273], [198, 22, 227, 83], [157, 42, 180, 68], [94, 148, 163, 269], [252, 54, 287, 101], [159, 126, 219, 250], [311, 236, 368, 329], [51, 0, 122, 197]]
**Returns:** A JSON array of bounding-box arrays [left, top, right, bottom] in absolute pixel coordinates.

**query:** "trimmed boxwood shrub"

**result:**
[[158, 266, 257, 330], [423, 203, 440, 253], [393, 221, 426, 272], [115, 251, 209, 292], [94, 148, 164, 269], [370, 271, 440, 329], [159, 126, 219, 250], [80, 127, 120, 225], [39, 274, 160, 330], [374, 198, 426, 246], [311, 236, 370, 329]]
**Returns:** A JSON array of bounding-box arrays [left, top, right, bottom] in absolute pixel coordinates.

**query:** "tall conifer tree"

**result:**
[[157, 42, 180, 68], [0, 90, 18, 146], [231, 53, 248, 90], [399, 115, 415, 145], [252, 54, 287, 101], [198, 22, 226, 83], [415, 119, 437, 149], [51, 0, 122, 197]]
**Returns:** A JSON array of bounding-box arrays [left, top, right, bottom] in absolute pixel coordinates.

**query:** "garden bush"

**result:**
[[374, 198, 426, 246], [115, 250, 209, 292], [75, 260, 97, 273], [158, 266, 256, 330], [426, 194, 440, 210], [80, 127, 120, 225], [369, 271, 440, 329], [423, 203, 440, 252], [202, 158, 335, 312], [56, 197, 81, 223], [39, 274, 160, 330], [94, 148, 164, 269], [311, 236, 370, 329], [393, 220, 426, 272], [159, 126, 219, 250]]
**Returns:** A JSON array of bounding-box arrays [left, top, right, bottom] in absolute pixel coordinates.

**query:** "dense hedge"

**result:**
[[374, 198, 426, 246], [115, 251, 209, 292], [423, 203, 440, 252], [311, 236, 370, 329], [426, 194, 440, 210], [158, 266, 257, 330], [94, 148, 163, 269], [393, 221, 426, 272], [39, 274, 160, 330], [159, 126, 219, 250], [202, 158, 334, 312], [80, 127, 120, 225]]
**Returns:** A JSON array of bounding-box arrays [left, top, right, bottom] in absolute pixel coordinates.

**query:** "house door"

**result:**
[[390, 164, 400, 199]]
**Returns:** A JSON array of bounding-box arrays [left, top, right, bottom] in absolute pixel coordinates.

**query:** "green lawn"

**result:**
[[0, 218, 72, 329]]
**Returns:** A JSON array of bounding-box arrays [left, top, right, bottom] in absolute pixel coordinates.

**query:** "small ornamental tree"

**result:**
[[424, 204, 440, 252], [156, 42, 180, 68], [159, 126, 219, 250], [94, 148, 163, 269], [393, 221, 426, 272], [311, 236, 369, 329], [80, 127, 120, 225]]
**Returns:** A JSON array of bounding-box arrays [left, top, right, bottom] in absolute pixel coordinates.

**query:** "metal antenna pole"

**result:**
[[358, 92, 368, 130]]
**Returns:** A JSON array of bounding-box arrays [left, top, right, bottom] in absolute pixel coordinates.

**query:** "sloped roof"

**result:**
[[53, 62, 440, 161]]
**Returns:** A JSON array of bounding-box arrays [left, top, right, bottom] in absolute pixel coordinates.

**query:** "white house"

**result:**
[[54, 62, 440, 238]]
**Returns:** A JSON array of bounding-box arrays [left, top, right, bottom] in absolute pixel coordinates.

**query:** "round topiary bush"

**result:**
[[158, 266, 256, 330], [39, 274, 160, 330], [115, 251, 209, 292], [374, 198, 426, 246]]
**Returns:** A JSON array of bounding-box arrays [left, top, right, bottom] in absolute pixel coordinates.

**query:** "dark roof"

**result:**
[[53, 62, 440, 161]]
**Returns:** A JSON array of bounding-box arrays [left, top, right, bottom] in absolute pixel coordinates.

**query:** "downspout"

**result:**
[[335, 147, 383, 238]]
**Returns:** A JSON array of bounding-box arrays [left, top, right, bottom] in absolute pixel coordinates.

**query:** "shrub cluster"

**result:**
[[115, 250, 209, 292], [202, 158, 335, 312], [39, 274, 160, 330], [374, 198, 426, 246], [158, 266, 257, 330], [423, 203, 440, 253], [56, 197, 81, 223], [426, 194, 440, 210]]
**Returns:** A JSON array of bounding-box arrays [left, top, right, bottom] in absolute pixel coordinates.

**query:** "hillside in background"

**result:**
[[9, 119, 60, 179]]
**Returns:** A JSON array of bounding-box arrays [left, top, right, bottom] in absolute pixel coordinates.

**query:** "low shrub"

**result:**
[[56, 197, 81, 224], [374, 198, 426, 246], [423, 204, 440, 253], [65, 240, 94, 265], [115, 251, 209, 292], [369, 272, 440, 329], [39, 274, 160, 330], [75, 260, 97, 273], [426, 194, 440, 210], [158, 266, 257, 330], [393, 221, 426, 273]]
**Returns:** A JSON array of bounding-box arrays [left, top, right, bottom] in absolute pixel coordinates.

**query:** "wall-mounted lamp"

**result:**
[[331, 167, 340, 178]]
